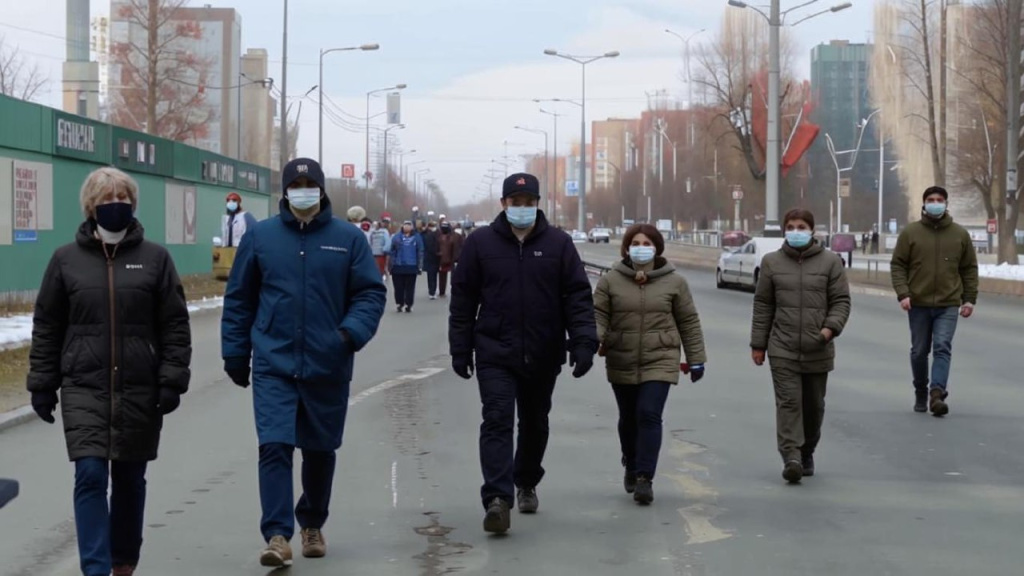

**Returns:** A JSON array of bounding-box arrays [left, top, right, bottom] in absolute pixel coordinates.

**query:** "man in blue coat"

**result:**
[[221, 158, 386, 566], [449, 172, 598, 534]]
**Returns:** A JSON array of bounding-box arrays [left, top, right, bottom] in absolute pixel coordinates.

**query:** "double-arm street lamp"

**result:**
[[543, 49, 620, 233], [365, 84, 408, 197], [664, 28, 705, 146], [727, 0, 852, 235], [537, 106, 565, 225], [381, 124, 406, 210], [318, 43, 379, 164]]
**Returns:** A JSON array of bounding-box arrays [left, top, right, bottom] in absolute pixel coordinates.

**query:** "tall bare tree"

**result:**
[[0, 35, 47, 102], [109, 0, 214, 141]]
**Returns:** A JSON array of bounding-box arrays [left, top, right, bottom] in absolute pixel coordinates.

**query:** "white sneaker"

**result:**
[[429, 295, 437, 300]]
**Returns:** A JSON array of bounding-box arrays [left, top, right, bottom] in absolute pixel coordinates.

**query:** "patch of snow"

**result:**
[[0, 297, 224, 352], [979, 264, 1024, 281]]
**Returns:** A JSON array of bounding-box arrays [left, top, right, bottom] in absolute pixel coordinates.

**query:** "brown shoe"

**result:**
[[301, 527, 327, 558], [259, 535, 293, 567], [112, 566, 136, 576], [929, 389, 949, 417]]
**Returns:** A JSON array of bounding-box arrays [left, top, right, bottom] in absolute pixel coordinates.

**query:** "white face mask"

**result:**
[[287, 187, 321, 210]]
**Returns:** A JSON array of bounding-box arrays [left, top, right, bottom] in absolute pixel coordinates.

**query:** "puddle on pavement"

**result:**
[[412, 512, 471, 575]]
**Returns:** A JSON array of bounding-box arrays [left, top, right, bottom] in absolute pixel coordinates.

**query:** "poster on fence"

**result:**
[[0, 159, 11, 245], [164, 182, 197, 245], [11, 160, 53, 242]]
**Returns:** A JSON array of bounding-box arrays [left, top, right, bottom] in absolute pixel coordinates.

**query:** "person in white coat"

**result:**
[[222, 192, 258, 248]]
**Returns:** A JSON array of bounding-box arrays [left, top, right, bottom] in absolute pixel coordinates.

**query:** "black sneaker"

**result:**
[[914, 391, 928, 413], [405, 305, 413, 313], [483, 497, 510, 533], [623, 471, 637, 494], [801, 454, 815, 477], [633, 476, 653, 504], [783, 460, 803, 484], [396, 305, 403, 313], [516, 487, 538, 513]]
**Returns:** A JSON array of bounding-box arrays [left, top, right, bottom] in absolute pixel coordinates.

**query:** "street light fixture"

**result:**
[[318, 43, 379, 164], [727, 0, 852, 235], [382, 124, 406, 211], [414, 168, 431, 208], [538, 108, 565, 225], [365, 83, 408, 201], [515, 126, 550, 215], [665, 28, 705, 146], [544, 48, 620, 232]]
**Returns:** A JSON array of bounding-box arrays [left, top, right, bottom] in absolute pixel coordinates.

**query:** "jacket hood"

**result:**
[[75, 219, 145, 251], [613, 257, 675, 278], [278, 193, 335, 229], [920, 211, 954, 228], [781, 239, 825, 260], [490, 209, 550, 242]]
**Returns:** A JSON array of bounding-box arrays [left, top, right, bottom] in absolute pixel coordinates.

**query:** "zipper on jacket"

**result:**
[[933, 223, 940, 307], [298, 231, 307, 380], [519, 241, 529, 365], [798, 256, 804, 362], [637, 283, 646, 382], [103, 243, 119, 455]]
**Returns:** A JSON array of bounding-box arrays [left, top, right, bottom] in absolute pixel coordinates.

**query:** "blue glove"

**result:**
[[689, 364, 705, 383]]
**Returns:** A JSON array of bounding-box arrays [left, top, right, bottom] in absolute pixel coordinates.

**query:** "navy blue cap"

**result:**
[[282, 158, 326, 194], [502, 173, 540, 199]]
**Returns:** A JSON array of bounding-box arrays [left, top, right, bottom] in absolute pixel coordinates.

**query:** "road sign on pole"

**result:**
[[341, 164, 356, 179], [839, 178, 852, 198], [565, 180, 579, 197], [731, 185, 743, 200], [987, 219, 997, 234]]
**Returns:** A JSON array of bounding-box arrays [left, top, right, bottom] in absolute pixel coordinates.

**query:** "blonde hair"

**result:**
[[80, 167, 139, 219], [346, 205, 366, 222]]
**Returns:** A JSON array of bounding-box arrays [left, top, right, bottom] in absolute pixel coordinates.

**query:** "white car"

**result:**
[[716, 237, 785, 290], [587, 228, 611, 243], [571, 230, 587, 243]]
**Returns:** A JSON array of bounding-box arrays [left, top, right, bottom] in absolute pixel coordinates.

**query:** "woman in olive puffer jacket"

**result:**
[[594, 224, 706, 505], [750, 208, 850, 484]]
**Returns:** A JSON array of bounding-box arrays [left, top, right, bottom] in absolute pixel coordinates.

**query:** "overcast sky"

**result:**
[[3, 0, 875, 205]]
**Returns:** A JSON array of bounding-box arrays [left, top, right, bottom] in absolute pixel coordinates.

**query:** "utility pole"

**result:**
[[1007, 0, 1021, 229], [278, 0, 288, 167], [765, 0, 781, 235]]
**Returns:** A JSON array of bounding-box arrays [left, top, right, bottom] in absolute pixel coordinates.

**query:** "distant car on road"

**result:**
[[571, 230, 587, 243], [717, 237, 785, 290], [587, 227, 612, 243], [721, 230, 751, 248]]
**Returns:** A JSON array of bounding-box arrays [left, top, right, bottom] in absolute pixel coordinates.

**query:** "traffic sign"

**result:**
[[987, 219, 997, 234], [565, 180, 579, 197], [341, 164, 356, 179], [839, 178, 852, 198], [731, 185, 743, 200]]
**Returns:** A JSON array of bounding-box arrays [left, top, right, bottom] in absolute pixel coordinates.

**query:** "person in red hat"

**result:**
[[222, 192, 258, 248]]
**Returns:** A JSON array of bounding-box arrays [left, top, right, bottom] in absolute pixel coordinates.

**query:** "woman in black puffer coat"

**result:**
[[26, 167, 191, 576]]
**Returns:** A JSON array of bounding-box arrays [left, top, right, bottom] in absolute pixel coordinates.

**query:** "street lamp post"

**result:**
[[381, 124, 405, 212], [405, 159, 426, 188], [514, 126, 550, 215], [538, 107, 564, 225], [365, 84, 407, 204], [665, 28, 705, 146], [414, 168, 430, 208], [727, 0, 852, 235], [544, 49, 620, 233], [318, 43, 379, 165]]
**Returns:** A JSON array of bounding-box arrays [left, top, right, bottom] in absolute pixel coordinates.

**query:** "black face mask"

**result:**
[[94, 202, 134, 232], [440, 225, 451, 234]]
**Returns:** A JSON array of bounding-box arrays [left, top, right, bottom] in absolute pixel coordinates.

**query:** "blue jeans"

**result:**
[[258, 443, 337, 541], [73, 458, 148, 576], [908, 306, 960, 393], [611, 382, 672, 478], [476, 364, 557, 508]]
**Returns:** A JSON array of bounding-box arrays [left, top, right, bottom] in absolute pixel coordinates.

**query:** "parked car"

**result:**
[[587, 227, 612, 243], [721, 230, 751, 248], [571, 230, 588, 243], [0, 479, 18, 509], [716, 237, 785, 290]]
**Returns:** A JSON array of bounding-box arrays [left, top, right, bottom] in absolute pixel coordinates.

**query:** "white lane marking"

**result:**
[[348, 367, 445, 407], [392, 460, 399, 508]]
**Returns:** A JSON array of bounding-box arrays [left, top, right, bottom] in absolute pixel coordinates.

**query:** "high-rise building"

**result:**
[[810, 40, 874, 156], [591, 118, 639, 192], [240, 49, 275, 167], [108, 2, 241, 156], [63, 0, 100, 119]]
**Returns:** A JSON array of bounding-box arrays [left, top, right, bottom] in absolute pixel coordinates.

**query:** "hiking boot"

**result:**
[[633, 476, 653, 504], [301, 527, 327, 558], [112, 566, 136, 576], [623, 470, 637, 494], [782, 460, 803, 484], [929, 389, 949, 417], [517, 487, 539, 513], [259, 535, 293, 567], [914, 391, 928, 413], [801, 453, 815, 477], [483, 497, 511, 533]]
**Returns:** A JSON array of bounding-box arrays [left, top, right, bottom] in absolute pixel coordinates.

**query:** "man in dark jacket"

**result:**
[[421, 221, 442, 299], [449, 172, 599, 534], [890, 186, 979, 416], [221, 158, 387, 566]]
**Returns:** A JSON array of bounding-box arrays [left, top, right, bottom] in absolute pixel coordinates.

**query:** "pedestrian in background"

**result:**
[[890, 186, 978, 416], [370, 220, 392, 281], [437, 220, 463, 298], [750, 208, 851, 484], [449, 173, 598, 534], [221, 158, 386, 567], [593, 224, 706, 504], [422, 220, 442, 300], [222, 191, 258, 248], [27, 167, 192, 576], [346, 205, 366, 225], [390, 220, 425, 312]]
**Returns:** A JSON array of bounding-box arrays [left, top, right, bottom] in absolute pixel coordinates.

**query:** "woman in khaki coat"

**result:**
[[594, 224, 707, 505], [750, 208, 851, 484]]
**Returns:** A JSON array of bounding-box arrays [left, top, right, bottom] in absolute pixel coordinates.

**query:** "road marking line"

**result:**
[[348, 367, 445, 407]]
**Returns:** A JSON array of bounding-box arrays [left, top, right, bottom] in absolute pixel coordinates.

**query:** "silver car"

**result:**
[[716, 237, 785, 290]]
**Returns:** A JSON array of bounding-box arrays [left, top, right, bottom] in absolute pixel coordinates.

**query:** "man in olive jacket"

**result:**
[[890, 186, 979, 416]]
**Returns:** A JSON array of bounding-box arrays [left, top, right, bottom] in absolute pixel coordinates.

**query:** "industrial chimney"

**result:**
[[62, 0, 100, 118]]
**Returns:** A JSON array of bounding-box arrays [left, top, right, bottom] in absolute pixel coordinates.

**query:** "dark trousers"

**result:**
[[73, 458, 148, 576], [770, 367, 828, 462], [611, 381, 672, 479], [258, 442, 337, 541], [426, 268, 439, 296], [476, 363, 558, 508], [391, 273, 418, 307], [908, 306, 959, 393]]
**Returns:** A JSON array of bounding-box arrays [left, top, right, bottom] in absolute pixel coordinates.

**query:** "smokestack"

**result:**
[[62, 0, 99, 118], [66, 0, 90, 62]]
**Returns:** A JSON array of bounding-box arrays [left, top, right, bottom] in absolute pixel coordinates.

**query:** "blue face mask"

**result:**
[[628, 245, 656, 264], [924, 202, 946, 217], [287, 187, 321, 210], [226, 200, 239, 212], [506, 206, 537, 229], [785, 230, 813, 248]]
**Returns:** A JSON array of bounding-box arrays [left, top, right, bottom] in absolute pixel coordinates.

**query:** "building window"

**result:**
[[119, 139, 130, 159], [136, 141, 146, 164]]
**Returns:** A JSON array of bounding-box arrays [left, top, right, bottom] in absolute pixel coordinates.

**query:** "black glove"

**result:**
[[158, 388, 181, 415], [689, 363, 705, 383], [569, 347, 595, 379], [224, 357, 251, 388], [31, 391, 57, 424], [452, 355, 474, 380]]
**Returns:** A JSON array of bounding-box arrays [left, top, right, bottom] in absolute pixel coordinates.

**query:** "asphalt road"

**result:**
[[1, 250, 1022, 575]]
